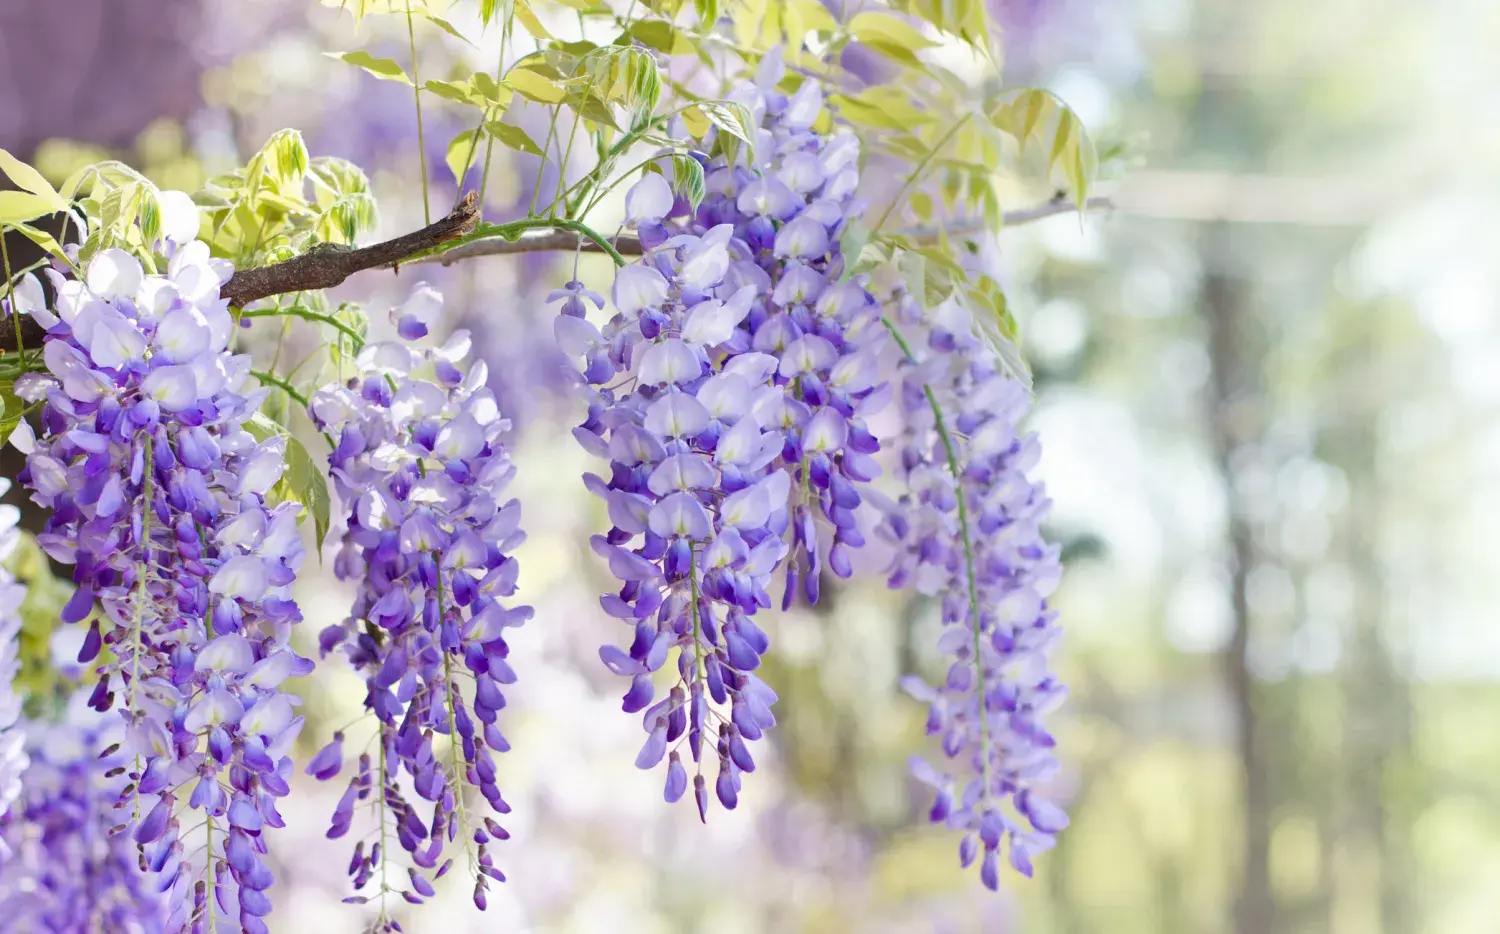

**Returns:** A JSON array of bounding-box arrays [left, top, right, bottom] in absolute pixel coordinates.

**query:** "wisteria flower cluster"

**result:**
[[15, 245, 309, 933], [309, 284, 531, 916], [0, 10, 1091, 922], [0, 476, 26, 821], [554, 51, 896, 819], [874, 292, 1069, 887], [0, 706, 169, 932]]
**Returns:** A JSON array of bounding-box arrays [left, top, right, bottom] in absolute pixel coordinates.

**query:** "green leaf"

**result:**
[[479, 0, 501, 25], [246, 413, 332, 554], [693, 0, 719, 26], [445, 129, 481, 184], [11, 223, 69, 265], [837, 219, 870, 282], [484, 121, 544, 156], [329, 50, 413, 85], [513, 0, 551, 38], [672, 154, 706, 211], [849, 12, 938, 50], [424, 78, 479, 105], [0, 191, 57, 224], [470, 73, 514, 108], [0, 148, 66, 212], [697, 100, 757, 164], [504, 68, 568, 104], [419, 11, 475, 46], [626, 20, 679, 53]]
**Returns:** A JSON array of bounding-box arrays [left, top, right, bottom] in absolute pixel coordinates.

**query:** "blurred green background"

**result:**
[[5, 0, 1500, 931]]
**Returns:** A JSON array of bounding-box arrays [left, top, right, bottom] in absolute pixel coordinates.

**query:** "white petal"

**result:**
[[85, 248, 144, 300], [158, 190, 202, 245]]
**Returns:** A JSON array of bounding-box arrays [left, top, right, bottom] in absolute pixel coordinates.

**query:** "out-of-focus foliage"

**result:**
[[1, 531, 75, 716]]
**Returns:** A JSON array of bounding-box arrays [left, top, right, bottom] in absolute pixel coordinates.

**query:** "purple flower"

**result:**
[[0, 707, 169, 931], [310, 283, 532, 914], [663, 50, 888, 608], [16, 245, 309, 931], [874, 292, 1068, 886], [564, 206, 789, 819], [0, 478, 26, 819]]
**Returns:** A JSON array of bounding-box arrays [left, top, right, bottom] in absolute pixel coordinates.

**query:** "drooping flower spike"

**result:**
[[0, 707, 170, 931], [874, 291, 1069, 887], [310, 283, 531, 916], [0, 477, 27, 822], [15, 245, 310, 933]]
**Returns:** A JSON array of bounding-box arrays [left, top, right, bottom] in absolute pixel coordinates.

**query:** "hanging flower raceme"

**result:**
[[15, 245, 310, 934], [310, 284, 531, 916], [873, 292, 1068, 887], [560, 193, 789, 820], [0, 477, 26, 821], [0, 711, 170, 932], [673, 49, 888, 606]]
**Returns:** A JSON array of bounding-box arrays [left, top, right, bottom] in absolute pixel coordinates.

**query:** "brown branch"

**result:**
[[422, 229, 644, 264], [415, 195, 1114, 266], [1, 193, 1113, 355], [218, 191, 481, 308]]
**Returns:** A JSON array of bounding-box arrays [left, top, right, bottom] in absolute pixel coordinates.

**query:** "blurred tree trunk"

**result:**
[[1323, 309, 1416, 934], [1199, 226, 1276, 934]]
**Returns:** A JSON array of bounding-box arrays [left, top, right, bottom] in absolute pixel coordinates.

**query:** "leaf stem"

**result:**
[[871, 113, 971, 236], [250, 369, 310, 409], [239, 306, 366, 350], [406, 0, 432, 225]]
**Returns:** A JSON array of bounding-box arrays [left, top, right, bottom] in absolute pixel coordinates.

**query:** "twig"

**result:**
[[218, 192, 481, 308], [0, 194, 1112, 355], [419, 229, 644, 264], [418, 196, 1115, 265]]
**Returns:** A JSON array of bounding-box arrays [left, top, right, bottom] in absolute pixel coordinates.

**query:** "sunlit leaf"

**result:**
[[672, 154, 706, 211], [484, 121, 545, 156], [504, 68, 568, 103], [0, 191, 57, 224], [0, 148, 66, 212], [424, 79, 479, 105], [513, 0, 551, 38], [445, 129, 481, 184], [246, 414, 332, 554], [419, 11, 475, 45], [329, 51, 414, 86]]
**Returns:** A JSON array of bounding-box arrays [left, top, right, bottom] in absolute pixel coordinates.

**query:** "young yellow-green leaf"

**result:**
[[909, 189, 933, 221], [626, 20, 680, 53], [848, 12, 938, 53], [0, 191, 57, 225], [12, 222, 69, 266], [680, 105, 711, 139], [419, 11, 475, 46], [693, 0, 720, 26], [513, 0, 552, 38], [470, 73, 514, 108], [788, 0, 837, 33], [445, 129, 481, 184], [831, 88, 936, 132], [504, 68, 567, 103], [329, 50, 413, 85], [424, 78, 479, 105], [246, 413, 332, 554], [672, 154, 706, 211], [480, 0, 501, 25], [837, 219, 870, 282], [1048, 110, 1097, 206], [0, 148, 66, 211], [262, 129, 310, 186], [484, 121, 544, 156]]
